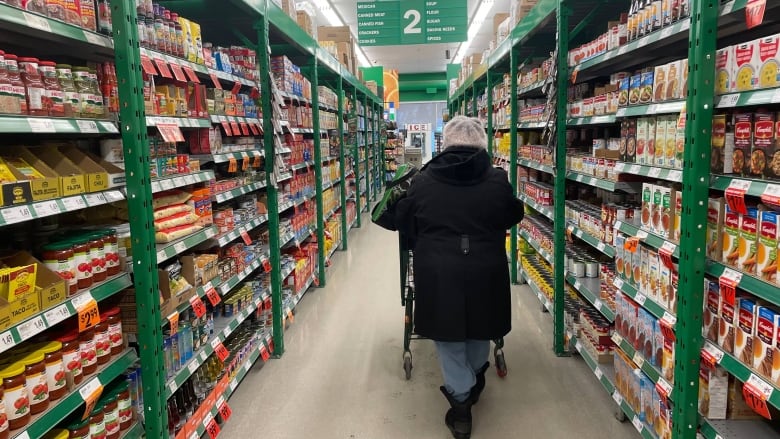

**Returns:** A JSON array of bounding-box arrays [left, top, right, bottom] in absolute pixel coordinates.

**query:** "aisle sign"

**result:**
[[357, 0, 467, 46]]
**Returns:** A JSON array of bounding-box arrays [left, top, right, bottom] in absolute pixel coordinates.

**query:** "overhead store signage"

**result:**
[[357, 0, 467, 46]]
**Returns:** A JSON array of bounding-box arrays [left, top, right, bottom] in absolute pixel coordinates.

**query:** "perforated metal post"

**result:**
[[310, 60, 327, 286], [353, 87, 362, 227], [338, 79, 348, 249], [672, 0, 717, 437], [109, 0, 165, 436], [486, 71, 494, 158], [509, 47, 519, 285]]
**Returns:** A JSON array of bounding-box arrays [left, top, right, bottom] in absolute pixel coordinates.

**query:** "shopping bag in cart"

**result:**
[[371, 163, 418, 231]]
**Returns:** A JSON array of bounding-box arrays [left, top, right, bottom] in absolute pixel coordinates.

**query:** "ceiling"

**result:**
[[316, 0, 513, 74]]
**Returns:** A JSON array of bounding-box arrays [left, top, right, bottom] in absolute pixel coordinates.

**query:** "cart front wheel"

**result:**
[[494, 349, 507, 378], [615, 410, 627, 422], [403, 351, 413, 380]]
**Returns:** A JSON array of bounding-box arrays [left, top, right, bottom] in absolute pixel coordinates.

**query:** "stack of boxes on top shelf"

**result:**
[[318, 25, 358, 77]]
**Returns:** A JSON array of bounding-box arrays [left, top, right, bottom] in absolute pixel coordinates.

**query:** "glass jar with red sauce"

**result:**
[[88, 404, 106, 439], [78, 328, 97, 375], [19, 351, 49, 414], [39, 61, 65, 117], [94, 317, 111, 365], [38, 341, 67, 401], [41, 241, 76, 296], [102, 307, 123, 356], [17, 57, 46, 116], [67, 418, 90, 439], [0, 362, 29, 431], [86, 233, 107, 283], [0, 383, 8, 439], [5, 54, 27, 114], [114, 381, 132, 430], [56, 332, 83, 388], [102, 229, 120, 276], [101, 394, 119, 439], [69, 237, 93, 290]]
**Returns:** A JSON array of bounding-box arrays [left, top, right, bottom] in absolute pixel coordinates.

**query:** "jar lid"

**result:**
[[20, 350, 45, 364], [56, 331, 79, 343], [55, 64, 73, 69], [39, 61, 56, 67], [41, 241, 74, 252], [0, 362, 25, 379], [4, 54, 16, 60], [73, 66, 90, 72], [37, 341, 63, 354], [99, 393, 117, 405], [17, 57, 39, 63], [42, 428, 69, 439], [102, 306, 120, 317], [67, 417, 89, 430], [90, 403, 105, 416]]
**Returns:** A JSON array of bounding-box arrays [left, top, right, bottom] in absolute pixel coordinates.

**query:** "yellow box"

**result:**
[[36, 148, 86, 196], [715, 46, 734, 95], [7, 147, 61, 201], [58, 146, 109, 192], [756, 34, 780, 89], [734, 41, 757, 92]]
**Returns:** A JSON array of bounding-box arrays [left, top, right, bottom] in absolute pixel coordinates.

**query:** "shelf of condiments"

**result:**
[[0, 0, 111, 35]]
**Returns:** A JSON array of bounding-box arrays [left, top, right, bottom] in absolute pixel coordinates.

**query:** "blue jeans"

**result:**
[[434, 340, 491, 402]]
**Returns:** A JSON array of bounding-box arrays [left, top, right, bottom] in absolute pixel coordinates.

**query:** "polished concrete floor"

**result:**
[[221, 218, 637, 438]]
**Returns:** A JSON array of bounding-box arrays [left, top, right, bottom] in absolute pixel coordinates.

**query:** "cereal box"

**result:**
[[722, 205, 741, 267], [734, 112, 753, 176], [654, 63, 668, 102], [654, 115, 668, 167], [753, 112, 776, 178], [758, 210, 779, 283], [718, 297, 737, 354], [735, 298, 758, 365], [757, 34, 780, 90], [640, 70, 654, 104], [618, 77, 630, 107], [754, 306, 779, 380], [629, 74, 642, 106], [665, 60, 682, 101], [734, 41, 757, 92], [637, 117, 649, 164], [703, 280, 721, 342], [706, 197, 725, 260], [737, 207, 759, 275], [715, 46, 735, 95]]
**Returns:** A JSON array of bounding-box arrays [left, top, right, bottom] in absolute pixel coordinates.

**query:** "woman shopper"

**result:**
[[395, 116, 525, 439]]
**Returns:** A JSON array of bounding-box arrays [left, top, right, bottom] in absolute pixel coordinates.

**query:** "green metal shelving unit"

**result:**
[[447, 0, 780, 438]]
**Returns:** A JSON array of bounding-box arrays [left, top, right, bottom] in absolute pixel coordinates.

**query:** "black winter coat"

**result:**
[[395, 146, 524, 341]]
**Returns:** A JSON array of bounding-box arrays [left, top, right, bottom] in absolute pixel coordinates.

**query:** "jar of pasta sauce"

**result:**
[[114, 381, 133, 430], [101, 394, 120, 439], [88, 404, 106, 439], [56, 332, 83, 388], [94, 317, 111, 365], [37, 342, 67, 401], [69, 237, 93, 290], [102, 229, 120, 276], [41, 241, 77, 296], [86, 233, 107, 283], [0, 362, 29, 431], [79, 328, 98, 375], [19, 351, 49, 414], [102, 307, 123, 356], [67, 418, 90, 439], [0, 383, 8, 439]]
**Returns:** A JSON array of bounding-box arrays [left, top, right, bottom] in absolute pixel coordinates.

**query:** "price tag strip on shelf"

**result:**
[[725, 179, 751, 215], [743, 373, 774, 419], [79, 377, 104, 419]]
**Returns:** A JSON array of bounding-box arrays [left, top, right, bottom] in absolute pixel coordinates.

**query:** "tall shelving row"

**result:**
[[0, 0, 381, 438], [450, 1, 780, 438]]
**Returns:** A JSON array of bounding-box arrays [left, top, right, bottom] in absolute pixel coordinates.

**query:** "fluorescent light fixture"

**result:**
[[452, 0, 495, 64], [356, 47, 371, 67], [314, 0, 371, 67]]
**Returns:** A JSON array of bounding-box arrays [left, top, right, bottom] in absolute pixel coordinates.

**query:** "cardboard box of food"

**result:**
[[0, 159, 34, 208], [753, 111, 776, 178], [735, 298, 758, 366], [640, 246, 650, 299], [734, 112, 753, 176], [722, 206, 741, 267], [637, 117, 649, 165], [665, 60, 682, 100], [629, 74, 642, 106], [707, 197, 725, 260], [703, 280, 721, 342], [757, 34, 780, 89], [672, 190, 682, 242], [85, 152, 126, 188], [737, 207, 759, 274], [58, 146, 109, 193], [711, 114, 728, 174], [699, 361, 728, 420], [734, 41, 756, 92], [757, 210, 779, 283], [718, 296, 737, 354], [715, 46, 734, 95], [641, 183, 653, 231], [640, 70, 654, 104], [318, 25, 352, 43], [672, 111, 686, 170], [654, 115, 668, 167], [5, 148, 60, 201], [754, 306, 778, 380], [626, 118, 637, 162], [34, 147, 86, 197]]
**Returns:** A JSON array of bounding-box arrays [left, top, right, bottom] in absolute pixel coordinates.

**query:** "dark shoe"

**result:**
[[469, 362, 490, 405], [440, 386, 472, 439]]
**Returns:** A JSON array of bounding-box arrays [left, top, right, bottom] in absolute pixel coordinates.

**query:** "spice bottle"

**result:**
[[56, 332, 83, 388], [40, 60, 65, 117], [4, 54, 26, 114], [20, 351, 49, 414], [73, 67, 94, 118], [56, 64, 80, 118], [97, 0, 112, 35], [0, 363, 29, 431], [88, 69, 105, 118], [18, 57, 46, 116], [0, 51, 20, 115]]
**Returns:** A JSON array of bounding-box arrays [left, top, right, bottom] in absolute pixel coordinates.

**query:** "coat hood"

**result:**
[[423, 146, 491, 185]]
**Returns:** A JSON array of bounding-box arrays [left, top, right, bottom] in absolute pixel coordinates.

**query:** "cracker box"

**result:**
[[626, 118, 638, 163], [640, 70, 654, 104], [640, 309, 656, 361], [618, 77, 630, 107], [653, 319, 664, 367], [665, 116, 678, 169], [718, 296, 737, 354], [649, 249, 661, 305], [654, 115, 668, 167], [629, 74, 642, 106], [755, 306, 779, 380], [753, 112, 776, 178], [662, 324, 675, 383], [735, 298, 758, 365], [646, 117, 656, 166], [620, 119, 630, 162], [637, 117, 649, 165], [715, 46, 735, 95], [737, 207, 759, 275], [627, 298, 640, 348], [680, 58, 689, 98], [707, 198, 725, 260], [672, 111, 686, 169], [633, 236, 643, 286], [640, 246, 651, 299], [665, 60, 682, 101], [722, 205, 741, 267], [734, 41, 757, 91], [734, 112, 753, 176], [758, 210, 779, 283], [654, 63, 668, 102], [703, 280, 721, 342], [659, 254, 672, 309], [699, 361, 729, 420], [757, 34, 780, 90]]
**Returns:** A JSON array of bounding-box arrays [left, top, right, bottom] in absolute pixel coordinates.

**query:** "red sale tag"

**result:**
[[218, 401, 232, 422], [240, 122, 249, 136], [249, 123, 260, 135], [725, 181, 750, 215], [746, 0, 766, 29], [190, 296, 207, 318], [182, 66, 200, 82], [221, 122, 233, 136], [659, 246, 674, 271], [154, 58, 173, 78], [205, 286, 221, 307], [742, 376, 773, 420], [263, 296, 272, 311], [262, 259, 271, 273], [214, 342, 230, 362], [140, 56, 158, 75], [231, 82, 241, 95], [260, 344, 270, 361], [241, 230, 252, 245], [719, 269, 741, 306], [230, 122, 240, 135], [170, 64, 187, 82], [624, 237, 640, 253], [210, 73, 222, 89], [205, 419, 220, 439]]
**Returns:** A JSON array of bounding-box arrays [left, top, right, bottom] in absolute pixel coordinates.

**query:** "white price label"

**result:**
[[773, 89, 780, 105], [657, 378, 673, 396], [660, 241, 677, 254], [202, 412, 214, 427], [243, 360, 251, 372], [649, 167, 662, 178], [576, 174, 584, 182], [184, 175, 197, 185], [223, 327, 231, 338], [634, 293, 647, 306], [594, 299, 603, 311], [612, 333, 624, 345], [633, 352, 645, 368], [615, 108, 627, 118], [210, 337, 222, 350], [71, 292, 95, 311], [721, 267, 743, 285], [612, 391, 624, 405], [16, 431, 31, 439], [84, 193, 107, 206], [34, 200, 60, 217], [27, 117, 56, 132], [205, 228, 216, 238], [105, 190, 124, 202], [168, 381, 177, 395], [632, 415, 644, 432], [16, 316, 46, 341], [617, 46, 628, 56], [702, 342, 725, 364], [597, 242, 606, 252], [79, 377, 102, 400], [2, 206, 33, 224], [200, 351, 208, 361], [0, 331, 15, 352], [662, 311, 678, 327], [187, 360, 199, 374], [660, 27, 674, 39], [636, 230, 649, 240], [173, 177, 186, 187], [614, 162, 626, 172], [574, 280, 582, 290], [23, 12, 52, 32], [575, 341, 583, 352], [668, 170, 682, 181], [763, 184, 780, 199], [173, 241, 188, 254], [629, 165, 641, 174], [613, 277, 624, 289], [588, 177, 597, 186], [216, 395, 225, 408], [575, 230, 583, 238], [728, 179, 752, 193], [82, 30, 107, 46], [229, 379, 237, 391], [595, 368, 604, 380], [159, 179, 173, 190], [44, 304, 71, 326], [157, 250, 166, 261], [746, 374, 774, 399], [62, 196, 87, 211], [76, 120, 99, 133], [718, 93, 740, 108], [614, 220, 623, 230], [220, 282, 231, 295]]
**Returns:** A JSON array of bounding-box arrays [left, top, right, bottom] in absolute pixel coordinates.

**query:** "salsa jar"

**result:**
[[56, 64, 80, 118], [19, 351, 49, 414], [101, 394, 119, 439], [73, 67, 94, 117], [88, 404, 106, 439], [0, 363, 29, 431], [102, 229, 120, 276], [39, 61, 65, 117], [18, 57, 46, 116], [113, 381, 133, 430], [0, 50, 21, 115], [38, 342, 67, 401], [94, 317, 111, 365], [67, 418, 90, 439], [87, 233, 107, 283], [102, 307, 123, 356], [41, 241, 76, 295], [78, 328, 97, 375], [5, 54, 27, 114], [70, 237, 93, 290], [56, 332, 83, 388]]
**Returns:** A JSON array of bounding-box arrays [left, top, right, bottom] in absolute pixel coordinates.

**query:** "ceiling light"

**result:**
[[452, 0, 495, 64], [313, 0, 344, 26], [356, 47, 371, 67]]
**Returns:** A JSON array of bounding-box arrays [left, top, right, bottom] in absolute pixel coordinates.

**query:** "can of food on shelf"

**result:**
[[586, 259, 600, 278]]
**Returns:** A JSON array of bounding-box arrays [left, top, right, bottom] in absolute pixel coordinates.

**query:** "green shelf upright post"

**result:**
[[554, 0, 572, 356], [310, 60, 327, 286], [338, 80, 349, 249], [486, 71, 494, 158], [363, 93, 370, 208], [109, 0, 166, 436], [258, 17, 284, 357], [672, 0, 717, 437], [472, 85, 478, 117], [509, 46, 519, 286], [353, 87, 362, 228]]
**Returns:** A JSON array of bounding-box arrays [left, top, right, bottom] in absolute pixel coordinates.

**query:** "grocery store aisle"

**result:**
[[222, 219, 636, 438]]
